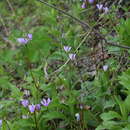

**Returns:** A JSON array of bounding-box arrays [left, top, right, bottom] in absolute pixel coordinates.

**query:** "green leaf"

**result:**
[[100, 111, 121, 121], [41, 111, 66, 121], [96, 121, 122, 130]]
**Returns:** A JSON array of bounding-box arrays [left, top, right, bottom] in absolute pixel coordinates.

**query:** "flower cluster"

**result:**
[[21, 98, 51, 113], [96, 4, 109, 14], [63, 46, 76, 60], [81, 0, 109, 14], [17, 33, 32, 44]]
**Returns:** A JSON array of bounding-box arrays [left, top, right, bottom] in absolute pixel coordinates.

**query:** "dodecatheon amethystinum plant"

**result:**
[[63, 46, 71, 52], [41, 98, 51, 107], [28, 104, 35, 113], [17, 33, 32, 44], [69, 53, 76, 60], [21, 99, 29, 107]]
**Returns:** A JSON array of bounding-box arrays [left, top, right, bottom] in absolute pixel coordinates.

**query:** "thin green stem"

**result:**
[[34, 112, 38, 130]]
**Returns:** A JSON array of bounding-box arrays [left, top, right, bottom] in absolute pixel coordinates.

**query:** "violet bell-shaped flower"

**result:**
[[103, 65, 108, 71], [35, 104, 41, 111], [88, 0, 94, 4], [27, 33, 32, 40], [41, 98, 51, 107], [21, 99, 29, 107], [69, 53, 76, 60], [63, 46, 71, 52], [103, 7, 109, 13], [96, 4, 103, 10], [28, 104, 35, 113], [81, 2, 86, 8], [17, 33, 32, 44], [17, 38, 28, 44]]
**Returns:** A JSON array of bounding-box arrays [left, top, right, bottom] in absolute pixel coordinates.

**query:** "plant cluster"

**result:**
[[0, 0, 130, 129]]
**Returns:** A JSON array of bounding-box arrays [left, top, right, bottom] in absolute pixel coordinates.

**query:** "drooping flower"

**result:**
[[88, 0, 94, 4], [27, 34, 32, 40], [69, 53, 76, 60], [17, 33, 32, 44], [0, 120, 2, 127], [63, 46, 71, 52], [103, 65, 108, 71], [35, 104, 41, 111], [41, 98, 51, 107], [17, 38, 28, 44], [81, 2, 86, 8], [28, 104, 35, 113], [21, 99, 29, 107], [96, 4, 103, 10], [75, 113, 80, 121], [103, 7, 109, 14]]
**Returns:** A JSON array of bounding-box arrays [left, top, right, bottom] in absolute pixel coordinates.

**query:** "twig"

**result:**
[[37, 0, 130, 50]]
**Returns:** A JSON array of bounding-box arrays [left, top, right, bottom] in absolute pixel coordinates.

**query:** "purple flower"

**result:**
[[103, 7, 109, 13], [28, 104, 35, 113], [63, 46, 71, 52], [21, 99, 29, 107], [69, 53, 76, 60], [17, 38, 28, 44], [35, 104, 41, 111], [27, 34, 32, 40], [81, 2, 86, 8], [0, 120, 2, 127], [41, 98, 51, 107], [17, 34, 32, 44], [88, 0, 94, 4], [103, 65, 108, 71], [96, 4, 103, 10]]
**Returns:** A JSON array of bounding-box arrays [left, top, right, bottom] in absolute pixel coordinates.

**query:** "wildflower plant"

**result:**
[[0, 0, 130, 130]]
